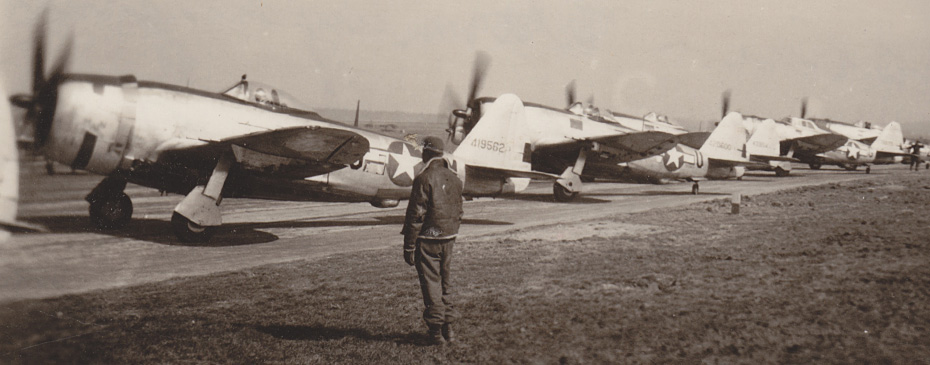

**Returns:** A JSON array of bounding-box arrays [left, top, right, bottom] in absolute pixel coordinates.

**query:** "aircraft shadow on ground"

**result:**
[[603, 191, 733, 197], [251, 324, 428, 346], [22, 215, 279, 247], [508, 194, 612, 204], [22, 215, 511, 247]]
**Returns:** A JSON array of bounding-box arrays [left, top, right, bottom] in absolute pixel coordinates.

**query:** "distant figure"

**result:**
[[910, 142, 924, 171], [401, 136, 464, 345]]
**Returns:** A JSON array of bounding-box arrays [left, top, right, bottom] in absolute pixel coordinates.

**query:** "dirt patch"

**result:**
[[2, 172, 930, 363]]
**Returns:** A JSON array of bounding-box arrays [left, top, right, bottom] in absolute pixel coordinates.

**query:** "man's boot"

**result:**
[[442, 323, 455, 343], [427, 324, 446, 346]]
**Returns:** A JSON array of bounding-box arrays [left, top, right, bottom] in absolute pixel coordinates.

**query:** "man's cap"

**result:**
[[421, 136, 444, 153]]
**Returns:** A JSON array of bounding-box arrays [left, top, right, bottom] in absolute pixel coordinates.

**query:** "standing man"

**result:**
[[401, 136, 464, 345], [910, 141, 924, 171]]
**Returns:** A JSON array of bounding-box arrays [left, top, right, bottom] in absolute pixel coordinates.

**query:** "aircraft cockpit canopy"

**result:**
[[221, 75, 312, 111], [568, 102, 600, 119]]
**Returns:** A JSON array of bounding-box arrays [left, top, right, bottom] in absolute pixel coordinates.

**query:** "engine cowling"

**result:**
[[45, 75, 138, 175]]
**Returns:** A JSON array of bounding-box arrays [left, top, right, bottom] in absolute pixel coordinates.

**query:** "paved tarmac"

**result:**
[[0, 160, 906, 303]]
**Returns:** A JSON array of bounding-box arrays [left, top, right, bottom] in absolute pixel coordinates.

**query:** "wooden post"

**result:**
[[731, 193, 741, 214]]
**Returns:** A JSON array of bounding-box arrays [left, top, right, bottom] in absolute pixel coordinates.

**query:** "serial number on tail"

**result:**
[[471, 138, 506, 152]]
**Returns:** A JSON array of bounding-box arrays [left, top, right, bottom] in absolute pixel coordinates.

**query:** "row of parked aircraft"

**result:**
[[0, 14, 920, 243]]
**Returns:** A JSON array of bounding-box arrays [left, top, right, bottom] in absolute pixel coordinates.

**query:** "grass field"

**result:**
[[2, 173, 929, 363]]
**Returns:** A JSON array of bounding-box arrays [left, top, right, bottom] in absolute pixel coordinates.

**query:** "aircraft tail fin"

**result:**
[[451, 93, 533, 172], [870, 121, 905, 153], [699, 112, 749, 161], [746, 119, 783, 161]]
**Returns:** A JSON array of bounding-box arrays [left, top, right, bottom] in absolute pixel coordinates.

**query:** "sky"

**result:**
[[2, 0, 929, 136]]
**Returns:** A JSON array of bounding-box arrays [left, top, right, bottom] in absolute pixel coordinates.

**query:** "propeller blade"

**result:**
[[437, 83, 462, 127], [32, 10, 48, 94], [800, 97, 808, 119], [353, 100, 360, 127], [31, 27, 72, 150], [721, 89, 731, 118], [9, 94, 34, 109], [466, 51, 490, 106], [565, 80, 576, 107]]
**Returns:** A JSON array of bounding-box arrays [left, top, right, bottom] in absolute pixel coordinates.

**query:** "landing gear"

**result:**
[[86, 177, 132, 229], [172, 152, 233, 243], [89, 192, 133, 229], [171, 212, 217, 243], [844, 164, 858, 171], [774, 167, 790, 177], [866, 166, 871, 174], [553, 183, 578, 202], [691, 182, 699, 195], [808, 162, 821, 170]]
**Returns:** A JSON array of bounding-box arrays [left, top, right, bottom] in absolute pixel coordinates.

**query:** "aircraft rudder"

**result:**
[[699, 112, 749, 160], [453, 94, 532, 171]]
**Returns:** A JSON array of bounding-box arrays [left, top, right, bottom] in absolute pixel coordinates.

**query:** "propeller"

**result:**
[[721, 89, 731, 118], [442, 51, 491, 144], [465, 51, 490, 108], [565, 80, 576, 107], [800, 97, 808, 119], [9, 10, 71, 151]]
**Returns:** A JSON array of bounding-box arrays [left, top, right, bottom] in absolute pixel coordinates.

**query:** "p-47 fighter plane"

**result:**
[[446, 94, 699, 202], [720, 93, 847, 176], [8, 16, 545, 243], [615, 112, 784, 193], [799, 121, 907, 172]]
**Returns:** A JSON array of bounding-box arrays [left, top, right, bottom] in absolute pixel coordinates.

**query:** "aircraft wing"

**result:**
[[783, 134, 847, 155], [678, 132, 711, 149], [749, 154, 800, 163], [537, 131, 681, 163], [219, 126, 369, 165], [467, 165, 561, 180]]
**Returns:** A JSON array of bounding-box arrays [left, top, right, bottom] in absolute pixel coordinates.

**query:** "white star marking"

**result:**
[[665, 147, 684, 169], [392, 144, 421, 180]]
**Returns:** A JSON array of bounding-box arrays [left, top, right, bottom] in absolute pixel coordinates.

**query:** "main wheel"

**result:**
[[866, 166, 871, 174], [552, 183, 578, 202], [691, 183, 699, 194], [89, 192, 133, 229], [774, 167, 790, 177], [808, 162, 822, 170], [171, 212, 217, 243], [844, 164, 858, 171]]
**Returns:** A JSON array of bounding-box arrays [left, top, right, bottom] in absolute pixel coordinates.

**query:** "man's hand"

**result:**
[[404, 250, 416, 266]]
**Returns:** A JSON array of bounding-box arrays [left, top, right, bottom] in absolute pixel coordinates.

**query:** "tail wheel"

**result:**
[[89, 193, 133, 229], [171, 212, 217, 244], [553, 183, 578, 202]]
